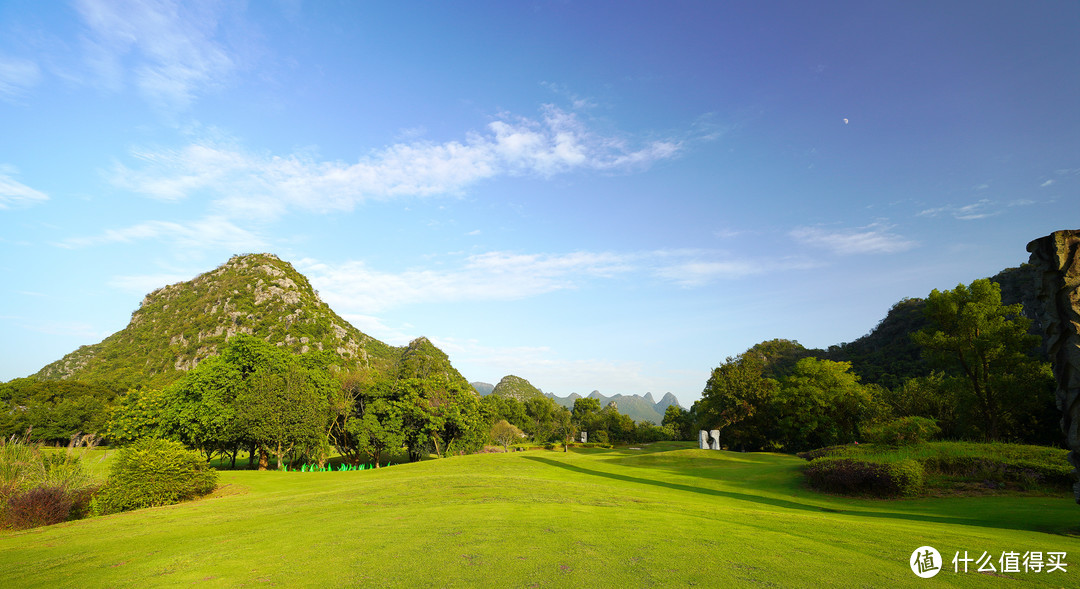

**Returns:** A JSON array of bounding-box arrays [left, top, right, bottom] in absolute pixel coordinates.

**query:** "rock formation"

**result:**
[[1026, 230, 1080, 504]]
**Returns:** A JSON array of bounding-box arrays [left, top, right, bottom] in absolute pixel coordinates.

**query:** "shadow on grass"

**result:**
[[522, 455, 1069, 535]]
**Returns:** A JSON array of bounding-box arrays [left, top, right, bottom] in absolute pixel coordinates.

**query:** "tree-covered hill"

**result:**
[[31, 253, 401, 389], [823, 264, 1045, 389], [490, 375, 544, 402]]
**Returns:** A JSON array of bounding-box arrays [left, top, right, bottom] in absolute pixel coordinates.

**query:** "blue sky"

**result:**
[[1, 1, 1077, 408]]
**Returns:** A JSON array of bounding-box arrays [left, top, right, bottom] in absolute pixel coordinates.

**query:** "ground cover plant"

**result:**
[[800, 441, 1073, 498], [1, 442, 1078, 587]]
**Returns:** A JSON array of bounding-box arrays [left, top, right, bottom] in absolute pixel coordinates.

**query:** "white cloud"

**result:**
[[298, 248, 771, 313], [298, 250, 637, 312], [652, 259, 761, 286], [917, 199, 999, 221], [790, 224, 917, 255], [74, 0, 236, 110], [59, 215, 266, 250], [0, 168, 49, 209], [109, 106, 683, 218], [1040, 179, 1054, 187], [0, 56, 41, 99]]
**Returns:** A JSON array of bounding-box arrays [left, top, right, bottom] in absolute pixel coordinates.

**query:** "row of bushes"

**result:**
[[2, 437, 217, 530], [800, 438, 1072, 498]]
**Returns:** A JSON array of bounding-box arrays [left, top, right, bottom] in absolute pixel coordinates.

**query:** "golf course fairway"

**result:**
[[1, 442, 1077, 587]]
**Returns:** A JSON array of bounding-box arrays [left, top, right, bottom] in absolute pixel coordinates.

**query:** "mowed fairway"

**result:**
[[2, 443, 1078, 588]]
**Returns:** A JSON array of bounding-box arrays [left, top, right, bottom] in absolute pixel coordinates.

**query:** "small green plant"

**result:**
[[864, 417, 941, 446], [97, 438, 218, 513]]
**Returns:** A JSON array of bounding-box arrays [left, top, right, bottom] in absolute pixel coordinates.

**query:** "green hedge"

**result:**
[[804, 457, 924, 497], [96, 438, 218, 513]]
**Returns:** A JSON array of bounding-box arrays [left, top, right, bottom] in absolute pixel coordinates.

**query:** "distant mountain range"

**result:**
[[471, 377, 680, 424]]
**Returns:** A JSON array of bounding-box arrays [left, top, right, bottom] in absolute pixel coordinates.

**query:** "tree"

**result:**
[[553, 406, 575, 450], [490, 419, 523, 452], [662, 405, 694, 441], [775, 358, 882, 451], [696, 354, 777, 451], [572, 397, 602, 436], [524, 396, 558, 443], [106, 388, 168, 445], [912, 279, 1044, 440], [160, 355, 244, 462], [239, 364, 330, 470]]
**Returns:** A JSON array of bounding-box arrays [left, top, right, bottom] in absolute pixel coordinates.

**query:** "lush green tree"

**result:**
[[399, 374, 486, 460], [0, 379, 117, 444], [480, 394, 529, 432], [598, 403, 636, 443], [661, 405, 695, 441], [553, 406, 575, 450], [571, 397, 602, 438], [912, 278, 1046, 440], [775, 358, 883, 451], [106, 388, 169, 444], [490, 419, 524, 451], [696, 354, 777, 451], [239, 363, 331, 470], [160, 355, 244, 462], [524, 396, 559, 443]]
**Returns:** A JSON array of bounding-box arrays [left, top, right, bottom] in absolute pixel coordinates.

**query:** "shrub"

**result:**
[[804, 457, 924, 497], [5, 485, 73, 529], [865, 417, 941, 446], [797, 445, 853, 461], [97, 438, 218, 513]]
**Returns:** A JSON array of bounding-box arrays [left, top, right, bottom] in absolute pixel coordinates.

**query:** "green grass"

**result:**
[[2, 442, 1078, 587]]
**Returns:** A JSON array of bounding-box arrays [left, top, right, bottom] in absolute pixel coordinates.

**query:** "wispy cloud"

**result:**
[[790, 224, 917, 255], [59, 215, 266, 250], [298, 250, 637, 312], [74, 0, 237, 110], [298, 248, 777, 313], [917, 199, 999, 221], [0, 56, 41, 99], [0, 167, 49, 209], [109, 106, 683, 219]]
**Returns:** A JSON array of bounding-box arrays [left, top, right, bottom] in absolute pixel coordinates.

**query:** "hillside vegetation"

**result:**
[[33, 254, 398, 389]]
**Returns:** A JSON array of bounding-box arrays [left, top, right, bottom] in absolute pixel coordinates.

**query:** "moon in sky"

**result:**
[[843, 118, 849, 124]]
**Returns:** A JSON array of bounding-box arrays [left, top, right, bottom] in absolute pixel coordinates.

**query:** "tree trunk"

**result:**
[[258, 445, 269, 471]]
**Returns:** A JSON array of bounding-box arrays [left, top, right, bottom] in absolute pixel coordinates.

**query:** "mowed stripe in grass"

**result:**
[[2, 442, 1078, 587]]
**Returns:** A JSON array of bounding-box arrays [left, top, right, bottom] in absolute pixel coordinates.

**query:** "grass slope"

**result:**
[[2, 443, 1078, 587]]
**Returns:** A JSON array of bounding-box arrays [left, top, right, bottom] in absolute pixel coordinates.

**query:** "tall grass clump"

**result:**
[[95, 438, 217, 514], [1, 432, 100, 529]]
